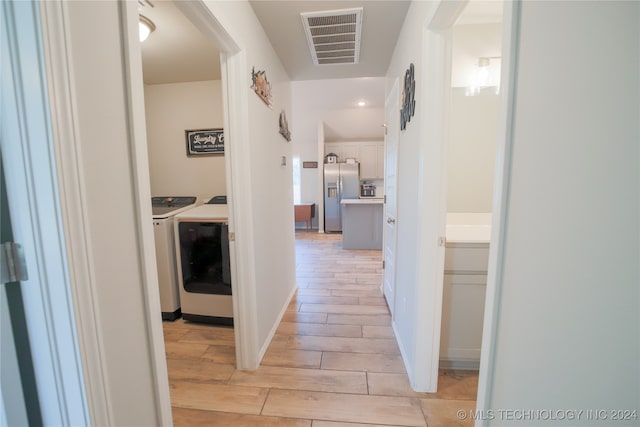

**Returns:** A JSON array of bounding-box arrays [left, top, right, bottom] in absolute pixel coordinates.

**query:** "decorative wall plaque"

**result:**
[[400, 63, 416, 131], [251, 67, 272, 107], [279, 111, 291, 141], [185, 128, 224, 156]]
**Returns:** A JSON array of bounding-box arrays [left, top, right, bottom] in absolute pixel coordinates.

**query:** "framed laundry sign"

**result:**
[[185, 128, 224, 156]]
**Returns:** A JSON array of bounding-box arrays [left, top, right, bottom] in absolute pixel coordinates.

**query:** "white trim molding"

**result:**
[[38, 1, 113, 424], [2, 1, 90, 424], [475, 0, 520, 423], [220, 48, 261, 370], [177, 0, 261, 372], [119, 1, 173, 424]]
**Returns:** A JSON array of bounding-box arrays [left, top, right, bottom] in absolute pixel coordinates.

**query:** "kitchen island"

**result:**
[[340, 198, 384, 250]]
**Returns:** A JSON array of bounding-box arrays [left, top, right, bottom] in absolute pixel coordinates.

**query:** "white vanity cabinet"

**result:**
[[439, 213, 491, 370]]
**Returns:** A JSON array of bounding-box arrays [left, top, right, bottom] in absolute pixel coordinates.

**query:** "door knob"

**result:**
[[387, 218, 396, 224]]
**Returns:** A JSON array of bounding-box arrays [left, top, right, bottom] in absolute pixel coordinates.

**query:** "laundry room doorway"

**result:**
[[133, 0, 261, 376]]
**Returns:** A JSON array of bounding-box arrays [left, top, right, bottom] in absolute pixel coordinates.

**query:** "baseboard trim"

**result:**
[[439, 359, 480, 371], [257, 284, 298, 362], [391, 319, 414, 385]]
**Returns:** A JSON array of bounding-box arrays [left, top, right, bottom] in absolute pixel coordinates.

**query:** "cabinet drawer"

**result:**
[[444, 244, 489, 273]]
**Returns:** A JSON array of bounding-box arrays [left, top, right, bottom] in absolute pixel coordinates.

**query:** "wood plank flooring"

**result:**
[[164, 231, 478, 426]]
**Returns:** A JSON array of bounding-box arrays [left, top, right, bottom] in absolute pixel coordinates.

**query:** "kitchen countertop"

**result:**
[[341, 198, 384, 205]]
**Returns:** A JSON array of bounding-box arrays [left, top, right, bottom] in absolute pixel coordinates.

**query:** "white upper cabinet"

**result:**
[[325, 142, 359, 162], [359, 143, 378, 178], [325, 141, 385, 179], [357, 142, 385, 179]]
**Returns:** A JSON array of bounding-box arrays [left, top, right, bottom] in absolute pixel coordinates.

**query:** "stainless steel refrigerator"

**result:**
[[324, 163, 359, 232]]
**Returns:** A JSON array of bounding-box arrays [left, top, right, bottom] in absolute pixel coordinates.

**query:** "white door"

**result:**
[[383, 80, 400, 315]]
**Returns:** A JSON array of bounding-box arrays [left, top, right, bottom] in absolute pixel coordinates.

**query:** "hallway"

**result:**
[[164, 231, 478, 426]]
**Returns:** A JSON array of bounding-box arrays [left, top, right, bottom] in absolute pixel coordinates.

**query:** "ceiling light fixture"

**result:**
[[357, 101, 366, 107], [466, 56, 501, 96], [139, 15, 156, 43]]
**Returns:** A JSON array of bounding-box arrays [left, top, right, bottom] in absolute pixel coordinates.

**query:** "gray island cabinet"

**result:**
[[340, 199, 384, 250]]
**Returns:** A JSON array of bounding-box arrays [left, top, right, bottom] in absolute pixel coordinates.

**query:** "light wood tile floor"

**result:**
[[164, 231, 478, 426]]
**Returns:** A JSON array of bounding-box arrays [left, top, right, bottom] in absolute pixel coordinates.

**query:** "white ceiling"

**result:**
[[139, 1, 221, 84], [139, 1, 410, 84], [249, 1, 410, 81], [457, 0, 503, 25]]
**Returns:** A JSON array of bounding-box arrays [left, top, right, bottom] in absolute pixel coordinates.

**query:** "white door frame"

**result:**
[[411, 0, 515, 398], [175, 0, 261, 371], [2, 1, 90, 424], [39, 1, 171, 424], [476, 1, 520, 419], [408, 2, 460, 392]]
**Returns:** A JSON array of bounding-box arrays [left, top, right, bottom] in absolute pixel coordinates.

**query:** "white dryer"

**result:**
[[173, 197, 233, 325], [151, 196, 197, 320]]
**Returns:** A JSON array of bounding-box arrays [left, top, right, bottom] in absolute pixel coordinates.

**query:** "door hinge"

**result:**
[[1, 242, 28, 284], [383, 195, 387, 204], [438, 236, 446, 247], [382, 124, 388, 135], [228, 232, 235, 242], [382, 260, 385, 269]]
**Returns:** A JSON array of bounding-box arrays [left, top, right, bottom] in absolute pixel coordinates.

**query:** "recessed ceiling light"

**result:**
[[357, 101, 366, 107]]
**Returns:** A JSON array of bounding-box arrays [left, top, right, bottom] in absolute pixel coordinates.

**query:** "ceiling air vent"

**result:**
[[301, 8, 363, 66]]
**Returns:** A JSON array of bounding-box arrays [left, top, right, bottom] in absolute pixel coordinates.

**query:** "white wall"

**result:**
[[451, 23, 502, 88], [202, 1, 295, 354], [447, 88, 499, 212], [144, 80, 226, 201], [482, 2, 639, 424], [447, 23, 501, 213]]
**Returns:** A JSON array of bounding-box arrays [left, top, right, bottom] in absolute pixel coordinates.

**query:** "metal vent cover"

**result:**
[[301, 8, 363, 66]]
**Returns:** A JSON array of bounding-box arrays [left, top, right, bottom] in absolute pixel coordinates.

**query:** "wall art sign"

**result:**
[[251, 67, 272, 107], [185, 128, 224, 156], [400, 63, 416, 131], [279, 110, 291, 141], [302, 161, 318, 168]]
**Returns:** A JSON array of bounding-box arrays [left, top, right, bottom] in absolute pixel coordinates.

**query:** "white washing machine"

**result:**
[[174, 197, 233, 325], [151, 196, 197, 320]]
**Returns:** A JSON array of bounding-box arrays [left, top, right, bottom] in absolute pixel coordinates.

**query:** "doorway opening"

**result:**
[[139, 0, 230, 324], [132, 0, 262, 417], [399, 0, 510, 397], [438, 5, 504, 375]]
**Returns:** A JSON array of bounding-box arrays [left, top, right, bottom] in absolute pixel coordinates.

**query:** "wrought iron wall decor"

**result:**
[[400, 63, 416, 131]]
